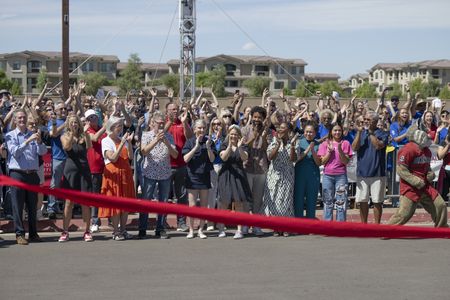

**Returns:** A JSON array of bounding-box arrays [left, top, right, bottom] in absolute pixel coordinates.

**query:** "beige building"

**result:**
[[304, 73, 340, 83], [348, 73, 369, 91], [368, 59, 450, 94], [0, 50, 119, 94], [167, 54, 307, 91]]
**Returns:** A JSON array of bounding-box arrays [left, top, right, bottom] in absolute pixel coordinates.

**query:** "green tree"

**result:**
[[10, 81, 22, 95], [409, 78, 426, 97], [439, 86, 450, 99], [294, 81, 320, 97], [385, 82, 403, 99], [80, 72, 108, 96], [117, 53, 143, 94], [0, 70, 22, 94], [283, 87, 293, 96], [36, 69, 47, 92], [423, 79, 441, 97], [196, 65, 226, 97], [160, 74, 179, 96], [320, 81, 344, 97], [242, 76, 271, 97], [354, 82, 377, 98]]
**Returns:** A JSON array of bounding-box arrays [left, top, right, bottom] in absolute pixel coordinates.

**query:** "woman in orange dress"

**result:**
[[100, 116, 135, 241]]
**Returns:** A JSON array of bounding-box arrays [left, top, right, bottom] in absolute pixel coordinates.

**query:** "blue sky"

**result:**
[[1, 0, 449, 79]]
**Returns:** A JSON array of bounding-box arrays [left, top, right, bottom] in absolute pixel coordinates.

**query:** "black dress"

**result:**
[[217, 141, 252, 206], [63, 140, 92, 192], [182, 136, 216, 189]]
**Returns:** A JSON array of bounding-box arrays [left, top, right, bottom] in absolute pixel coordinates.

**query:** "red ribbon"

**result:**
[[1, 174, 449, 239]]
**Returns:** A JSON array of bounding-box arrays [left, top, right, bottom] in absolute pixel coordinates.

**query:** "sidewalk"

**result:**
[[0, 207, 443, 233]]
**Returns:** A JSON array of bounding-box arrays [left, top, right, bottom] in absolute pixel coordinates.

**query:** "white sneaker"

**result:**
[[198, 231, 207, 239], [186, 231, 195, 239], [90, 224, 99, 233], [218, 231, 226, 238], [252, 227, 264, 236], [233, 231, 243, 239], [241, 226, 249, 235], [206, 225, 215, 231]]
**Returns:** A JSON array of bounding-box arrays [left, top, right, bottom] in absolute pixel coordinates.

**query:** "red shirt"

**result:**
[[168, 118, 187, 168], [86, 126, 107, 174], [397, 142, 439, 202]]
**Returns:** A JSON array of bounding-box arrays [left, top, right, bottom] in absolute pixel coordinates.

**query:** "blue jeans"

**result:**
[[139, 177, 171, 232], [47, 159, 65, 213], [322, 174, 348, 221]]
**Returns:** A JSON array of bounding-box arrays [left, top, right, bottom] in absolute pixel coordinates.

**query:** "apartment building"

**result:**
[[348, 73, 369, 91], [167, 54, 307, 91], [0, 50, 119, 94], [368, 59, 450, 94], [304, 73, 340, 83]]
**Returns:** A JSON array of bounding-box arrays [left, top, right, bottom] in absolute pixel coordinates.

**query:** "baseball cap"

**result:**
[[84, 109, 97, 119]]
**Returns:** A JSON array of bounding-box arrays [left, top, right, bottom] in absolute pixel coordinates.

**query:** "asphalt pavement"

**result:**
[[1, 230, 450, 300]]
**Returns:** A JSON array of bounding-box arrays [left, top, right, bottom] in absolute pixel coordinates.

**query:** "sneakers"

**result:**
[[83, 231, 93, 242], [283, 232, 290, 237], [252, 227, 264, 236], [16, 235, 29, 245], [155, 231, 170, 239], [137, 230, 147, 239], [58, 231, 69, 242], [90, 224, 99, 233], [273, 231, 280, 237], [198, 231, 207, 239], [122, 231, 133, 240], [186, 231, 195, 239], [206, 225, 215, 231], [177, 224, 189, 232], [233, 231, 244, 240], [48, 212, 57, 220], [218, 231, 226, 238], [241, 226, 249, 235], [113, 234, 125, 241], [29, 234, 43, 243]]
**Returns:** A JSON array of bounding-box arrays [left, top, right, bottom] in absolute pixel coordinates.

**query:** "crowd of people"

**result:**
[[0, 82, 449, 245]]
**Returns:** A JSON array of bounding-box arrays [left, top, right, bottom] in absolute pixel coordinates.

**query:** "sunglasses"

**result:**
[[212, 122, 221, 125], [223, 115, 232, 118]]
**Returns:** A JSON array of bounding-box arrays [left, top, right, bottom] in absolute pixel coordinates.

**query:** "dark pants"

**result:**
[[171, 166, 188, 226], [91, 173, 103, 226], [10, 170, 40, 237]]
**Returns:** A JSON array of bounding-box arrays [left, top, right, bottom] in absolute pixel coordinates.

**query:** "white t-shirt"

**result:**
[[101, 136, 129, 165]]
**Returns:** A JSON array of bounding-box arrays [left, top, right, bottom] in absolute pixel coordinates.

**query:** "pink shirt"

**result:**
[[317, 140, 353, 175]]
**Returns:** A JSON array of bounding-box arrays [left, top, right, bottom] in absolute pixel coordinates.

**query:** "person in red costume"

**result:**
[[388, 125, 448, 227]]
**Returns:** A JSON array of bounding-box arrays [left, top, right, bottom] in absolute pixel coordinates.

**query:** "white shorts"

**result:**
[[355, 177, 386, 203]]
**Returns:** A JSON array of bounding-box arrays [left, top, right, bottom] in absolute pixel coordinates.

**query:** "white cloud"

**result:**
[[242, 42, 257, 51]]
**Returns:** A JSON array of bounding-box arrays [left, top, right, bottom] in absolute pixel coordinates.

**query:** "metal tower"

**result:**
[[179, 0, 196, 102]]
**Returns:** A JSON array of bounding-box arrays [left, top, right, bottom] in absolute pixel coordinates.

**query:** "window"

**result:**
[[69, 62, 78, 73], [27, 60, 42, 73], [274, 81, 284, 89], [100, 63, 113, 73], [81, 62, 94, 72], [0, 61, 5, 71], [374, 72, 378, 80], [431, 69, 439, 79], [225, 80, 239, 87], [291, 66, 299, 75], [254, 65, 269, 72], [27, 77, 37, 89], [274, 65, 285, 75], [290, 81, 297, 89], [12, 61, 21, 71], [224, 64, 236, 76]]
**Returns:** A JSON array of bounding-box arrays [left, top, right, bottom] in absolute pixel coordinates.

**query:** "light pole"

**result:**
[[62, 0, 69, 99], [179, 0, 196, 102]]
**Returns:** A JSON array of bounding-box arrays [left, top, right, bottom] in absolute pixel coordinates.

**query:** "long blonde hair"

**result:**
[[64, 114, 85, 141]]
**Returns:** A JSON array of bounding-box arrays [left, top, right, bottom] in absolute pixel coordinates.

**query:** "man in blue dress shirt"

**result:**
[[5, 109, 47, 245]]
